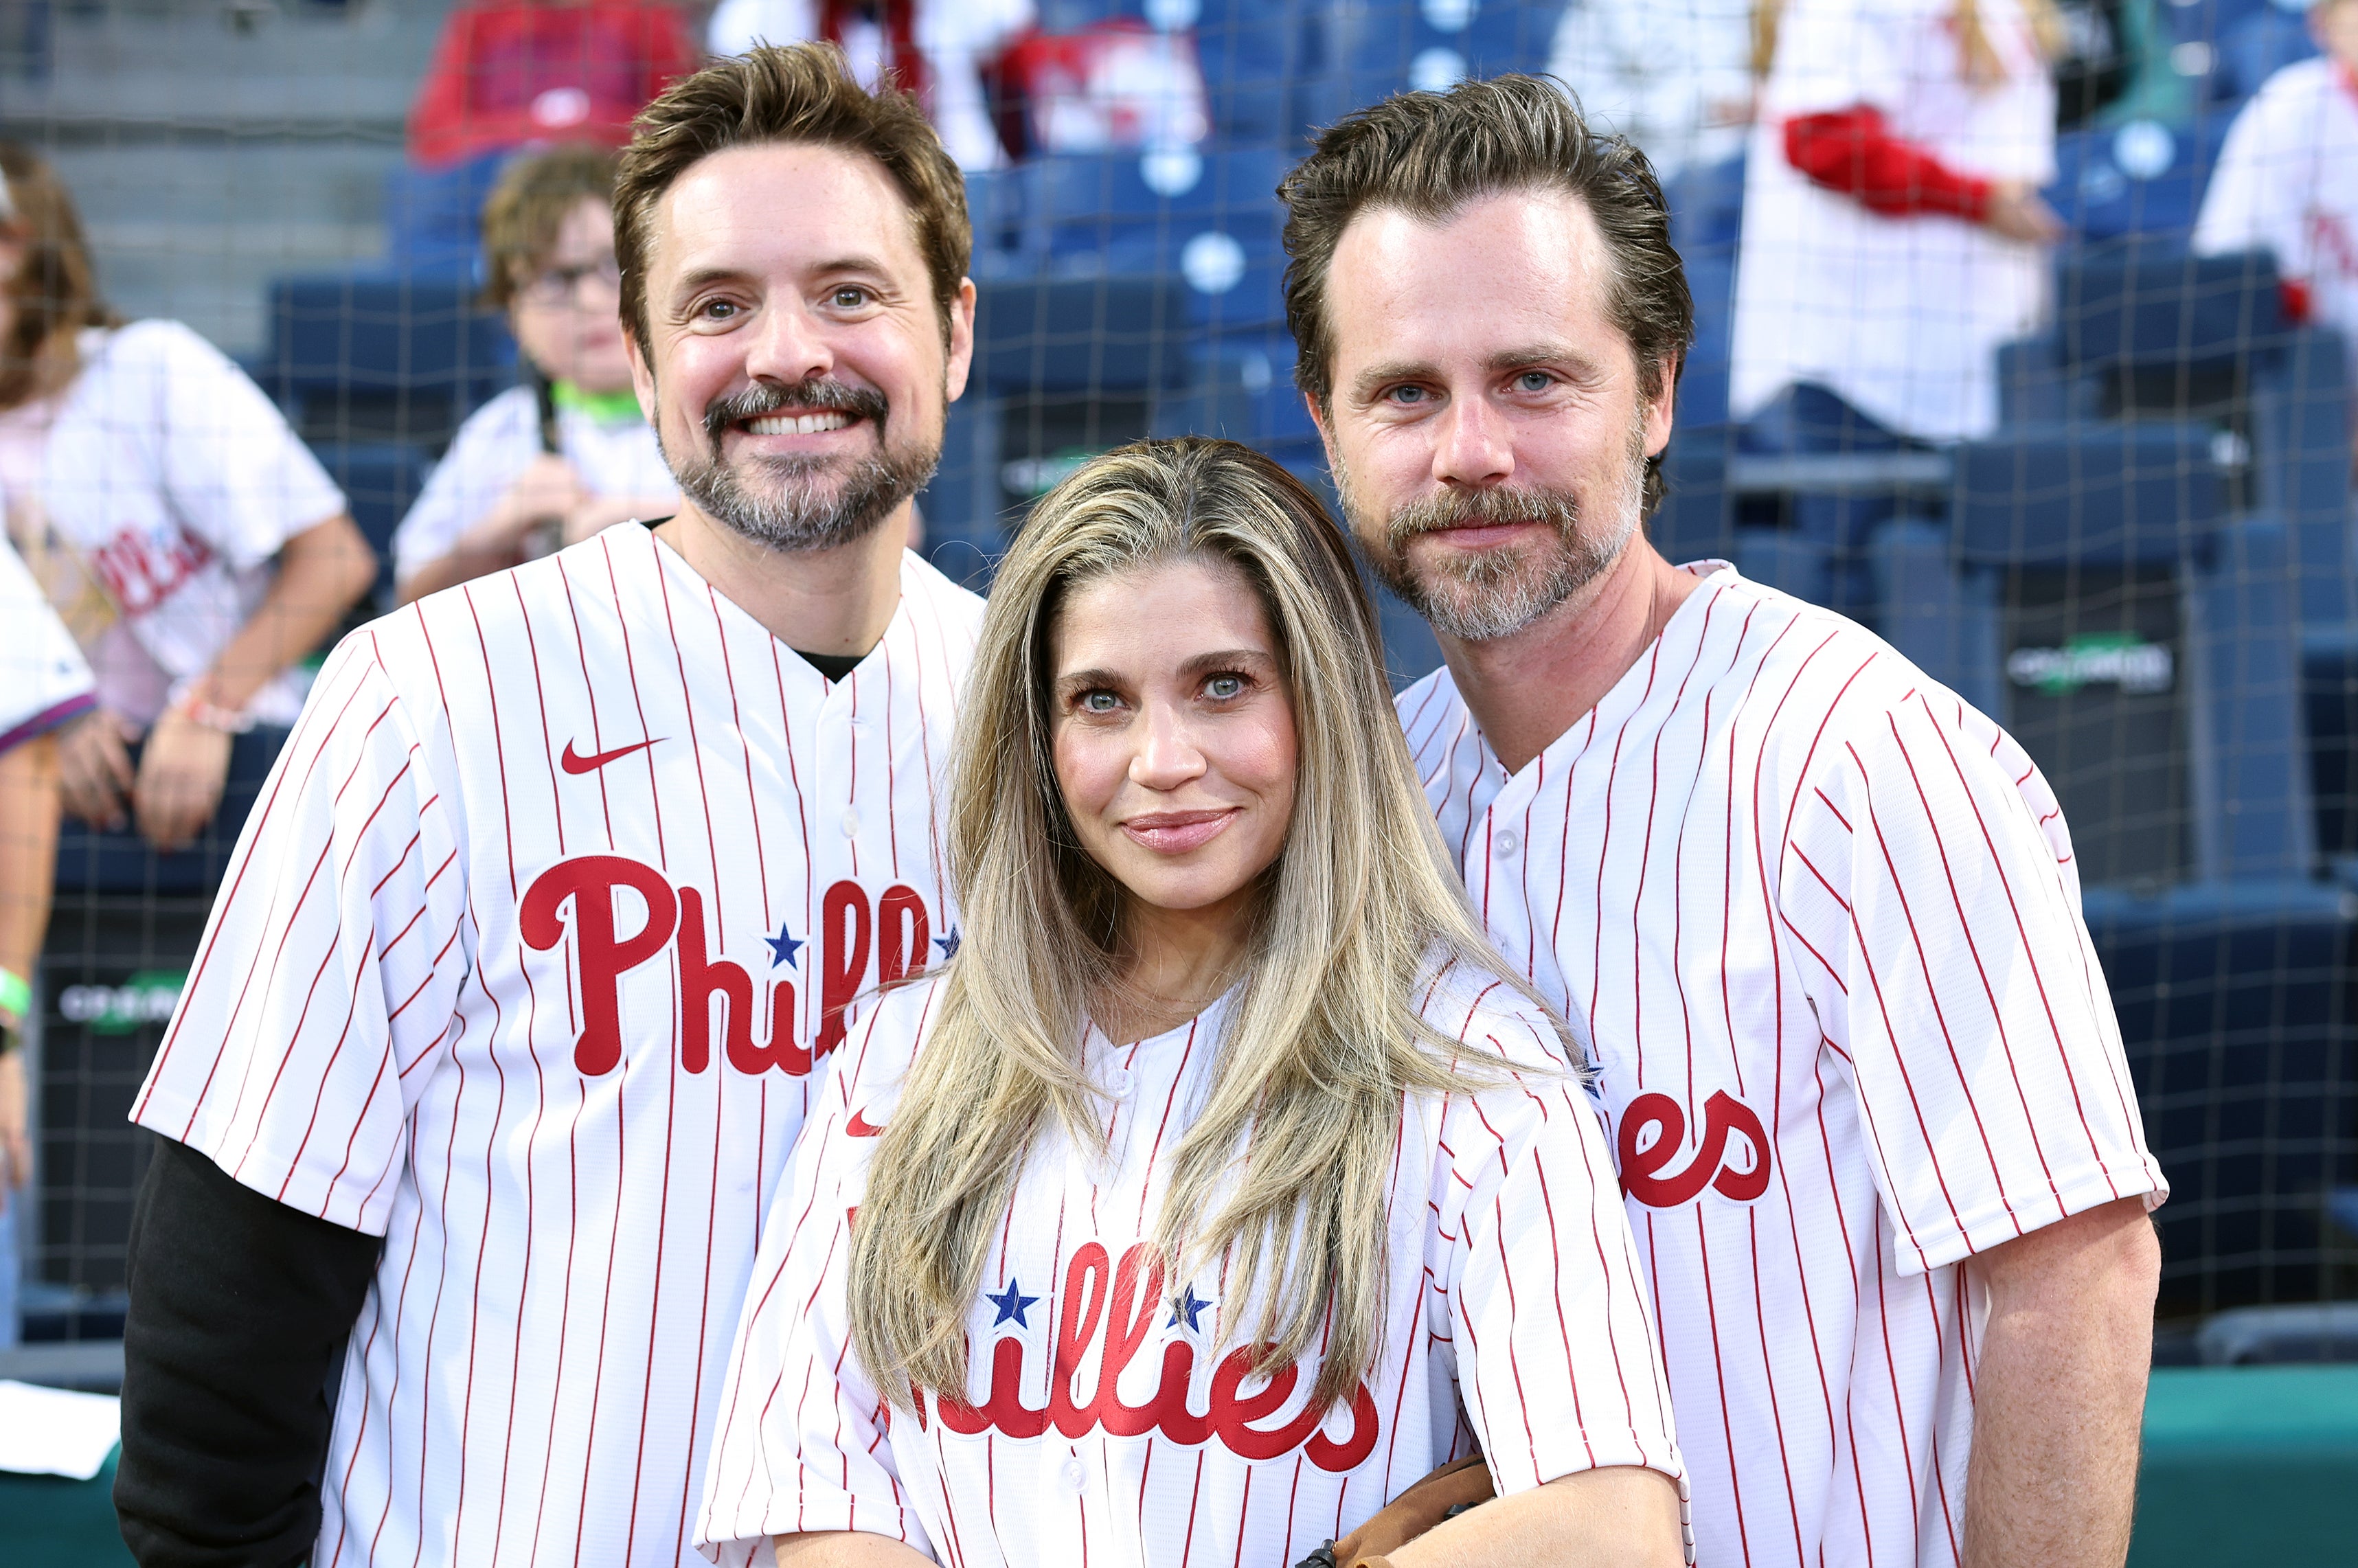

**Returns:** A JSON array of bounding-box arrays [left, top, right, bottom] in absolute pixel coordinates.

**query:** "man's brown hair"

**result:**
[[478, 142, 620, 313], [0, 142, 118, 409], [613, 42, 971, 354], [1278, 75, 1692, 518]]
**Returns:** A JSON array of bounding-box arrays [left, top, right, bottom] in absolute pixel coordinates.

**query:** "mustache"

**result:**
[[701, 379, 890, 448], [1385, 483, 1581, 549]]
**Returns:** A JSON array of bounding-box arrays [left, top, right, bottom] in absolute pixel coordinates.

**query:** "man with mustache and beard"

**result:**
[[115, 45, 984, 1568], [1280, 78, 2166, 1568]]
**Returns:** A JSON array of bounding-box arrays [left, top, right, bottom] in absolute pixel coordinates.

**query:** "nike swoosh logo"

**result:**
[[846, 1109, 885, 1137], [560, 736, 662, 775]]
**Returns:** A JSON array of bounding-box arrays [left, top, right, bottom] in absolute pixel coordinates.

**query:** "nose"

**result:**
[[742, 295, 835, 388], [1129, 698, 1207, 793], [1430, 391, 1515, 490]]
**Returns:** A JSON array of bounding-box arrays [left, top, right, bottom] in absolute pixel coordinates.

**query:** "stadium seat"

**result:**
[[1653, 424, 1738, 569], [381, 150, 507, 276], [308, 440, 429, 611], [972, 274, 1193, 397], [257, 271, 517, 448], [2215, 3, 2317, 100], [1880, 427, 2315, 885], [1190, 0, 1333, 147], [2087, 878, 2358, 1315], [1023, 147, 1292, 332], [2045, 116, 2234, 246], [1148, 333, 1319, 451]]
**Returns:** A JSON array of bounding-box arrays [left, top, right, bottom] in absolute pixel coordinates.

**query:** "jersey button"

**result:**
[[840, 807, 861, 838], [1103, 1066, 1134, 1098], [1495, 828, 1522, 857], [1059, 1457, 1087, 1495]]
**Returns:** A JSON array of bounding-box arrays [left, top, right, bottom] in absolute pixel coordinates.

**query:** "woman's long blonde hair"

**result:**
[[848, 437, 1557, 1412], [1751, 0, 2063, 86]]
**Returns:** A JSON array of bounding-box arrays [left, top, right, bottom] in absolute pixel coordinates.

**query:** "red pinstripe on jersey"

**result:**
[[1399, 562, 2164, 1568], [696, 969, 1686, 1568], [132, 525, 982, 1567]]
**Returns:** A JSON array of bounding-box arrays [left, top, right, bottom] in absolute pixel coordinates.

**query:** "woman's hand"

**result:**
[[56, 708, 138, 831], [134, 706, 234, 852], [479, 453, 587, 552]]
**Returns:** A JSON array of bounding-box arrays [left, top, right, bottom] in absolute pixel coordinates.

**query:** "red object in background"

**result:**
[[817, 0, 927, 104], [407, 0, 699, 168], [984, 19, 1207, 161], [1784, 104, 1995, 222]]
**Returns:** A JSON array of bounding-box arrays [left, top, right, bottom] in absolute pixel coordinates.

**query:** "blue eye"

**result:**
[[1517, 371, 1552, 391], [1205, 674, 1245, 699], [1080, 690, 1122, 713], [1390, 386, 1428, 404]]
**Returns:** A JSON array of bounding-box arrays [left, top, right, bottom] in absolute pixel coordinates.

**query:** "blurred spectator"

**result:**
[[1735, 0, 2061, 446], [1546, 0, 1756, 188], [409, 0, 699, 169], [1732, 0, 2059, 613], [2193, 0, 2358, 415], [0, 530, 93, 1351], [394, 146, 676, 603], [706, 0, 1034, 168], [0, 145, 374, 853]]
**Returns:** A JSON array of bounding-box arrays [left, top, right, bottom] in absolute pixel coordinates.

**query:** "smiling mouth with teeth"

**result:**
[[744, 411, 856, 436]]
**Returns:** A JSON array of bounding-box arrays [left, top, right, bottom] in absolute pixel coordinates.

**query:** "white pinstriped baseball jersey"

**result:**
[[131, 522, 982, 1567], [1400, 562, 2165, 1568], [696, 965, 1687, 1567]]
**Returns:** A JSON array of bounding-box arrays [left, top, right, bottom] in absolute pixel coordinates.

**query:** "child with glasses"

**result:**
[[392, 144, 678, 602]]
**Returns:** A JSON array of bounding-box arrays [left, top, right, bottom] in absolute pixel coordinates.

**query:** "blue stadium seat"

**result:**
[[1024, 147, 1292, 331], [1190, 0, 1333, 147], [972, 274, 1194, 398], [258, 271, 517, 446], [2085, 877, 2358, 1315], [308, 440, 429, 611], [1653, 424, 1738, 568], [2216, 3, 2317, 100], [1337, 0, 1563, 106], [2053, 242, 2284, 382], [2045, 115, 2234, 244], [1148, 333, 1319, 451], [381, 152, 507, 277], [1879, 427, 2315, 884]]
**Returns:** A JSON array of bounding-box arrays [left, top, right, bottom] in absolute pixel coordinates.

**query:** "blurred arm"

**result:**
[[197, 513, 376, 716], [1388, 1467, 1685, 1568]]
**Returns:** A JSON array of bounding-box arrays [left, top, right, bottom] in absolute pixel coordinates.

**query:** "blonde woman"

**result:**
[[696, 438, 1686, 1568]]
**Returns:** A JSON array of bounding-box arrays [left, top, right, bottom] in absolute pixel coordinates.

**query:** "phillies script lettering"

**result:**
[[916, 1241, 1381, 1471], [1617, 1090, 1772, 1207], [517, 855, 934, 1076]]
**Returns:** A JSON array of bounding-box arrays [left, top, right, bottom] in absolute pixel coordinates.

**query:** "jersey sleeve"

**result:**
[[144, 321, 347, 569], [1429, 986, 1684, 1497], [129, 624, 472, 1236], [697, 988, 938, 1567], [0, 530, 96, 752], [2191, 89, 2291, 267], [1777, 688, 2167, 1276]]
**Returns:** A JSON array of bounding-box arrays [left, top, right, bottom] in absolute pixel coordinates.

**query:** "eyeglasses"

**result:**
[[519, 255, 622, 306]]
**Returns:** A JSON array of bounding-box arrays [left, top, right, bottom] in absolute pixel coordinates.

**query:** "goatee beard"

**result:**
[[1342, 417, 1646, 642], [664, 378, 941, 554]]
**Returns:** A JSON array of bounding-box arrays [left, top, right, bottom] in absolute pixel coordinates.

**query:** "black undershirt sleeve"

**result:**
[[114, 1136, 383, 1568]]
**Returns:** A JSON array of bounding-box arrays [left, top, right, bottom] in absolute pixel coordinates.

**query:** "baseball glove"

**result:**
[[1293, 1452, 1494, 1568]]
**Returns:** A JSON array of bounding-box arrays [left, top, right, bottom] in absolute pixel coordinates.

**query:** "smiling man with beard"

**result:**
[[115, 44, 987, 1568], [1281, 76, 2166, 1568]]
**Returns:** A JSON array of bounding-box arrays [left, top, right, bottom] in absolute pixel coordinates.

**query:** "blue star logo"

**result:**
[[986, 1277, 1039, 1328], [935, 927, 961, 960], [1167, 1284, 1213, 1333], [764, 922, 804, 968]]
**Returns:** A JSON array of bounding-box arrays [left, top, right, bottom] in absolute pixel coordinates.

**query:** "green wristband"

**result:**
[[0, 966, 29, 1024]]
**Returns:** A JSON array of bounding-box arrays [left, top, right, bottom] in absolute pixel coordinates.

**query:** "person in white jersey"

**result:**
[[115, 44, 986, 1568], [2193, 0, 2358, 433], [0, 143, 374, 854], [1730, 0, 2061, 615], [697, 437, 1686, 1568], [1280, 77, 2166, 1568], [0, 530, 97, 1348], [394, 143, 680, 602]]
